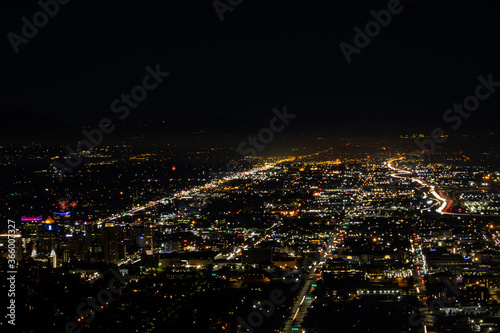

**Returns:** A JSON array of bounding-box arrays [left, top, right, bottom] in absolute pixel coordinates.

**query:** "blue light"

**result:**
[[53, 211, 71, 217]]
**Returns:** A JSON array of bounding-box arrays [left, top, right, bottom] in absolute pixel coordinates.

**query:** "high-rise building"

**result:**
[[36, 217, 59, 261], [102, 222, 125, 263], [0, 233, 23, 261]]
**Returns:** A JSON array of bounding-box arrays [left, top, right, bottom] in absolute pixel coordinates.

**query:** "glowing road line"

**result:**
[[388, 157, 498, 217], [101, 158, 294, 223], [388, 157, 460, 216], [292, 308, 300, 321], [300, 296, 305, 305]]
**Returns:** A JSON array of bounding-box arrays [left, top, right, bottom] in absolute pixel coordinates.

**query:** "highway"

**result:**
[[415, 274, 436, 333], [98, 158, 294, 224], [281, 235, 335, 333], [411, 231, 435, 333], [281, 260, 322, 333], [387, 157, 472, 216]]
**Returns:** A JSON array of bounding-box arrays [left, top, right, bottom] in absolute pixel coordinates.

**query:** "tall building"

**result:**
[[21, 215, 42, 257], [0, 233, 23, 261], [101, 222, 125, 263], [37, 217, 58, 255], [135, 226, 154, 255], [36, 216, 59, 267]]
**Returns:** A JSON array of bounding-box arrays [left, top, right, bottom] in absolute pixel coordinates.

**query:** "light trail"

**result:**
[[99, 158, 294, 223], [387, 157, 465, 216]]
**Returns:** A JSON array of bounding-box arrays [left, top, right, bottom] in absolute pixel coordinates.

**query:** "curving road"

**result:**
[[387, 157, 472, 216]]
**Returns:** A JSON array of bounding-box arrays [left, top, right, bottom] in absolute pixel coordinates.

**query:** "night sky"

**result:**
[[1, 0, 499, 142]]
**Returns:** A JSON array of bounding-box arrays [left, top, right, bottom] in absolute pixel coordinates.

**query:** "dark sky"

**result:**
[[1, 0, 499, 142]]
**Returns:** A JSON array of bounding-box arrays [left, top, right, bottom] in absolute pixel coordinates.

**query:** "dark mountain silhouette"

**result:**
[[0, 104, 80, 144]]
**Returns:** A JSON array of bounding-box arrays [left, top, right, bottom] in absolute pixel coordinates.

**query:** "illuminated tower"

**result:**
[[36, 217, 59, 265], [102, 222, 124, 263]]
